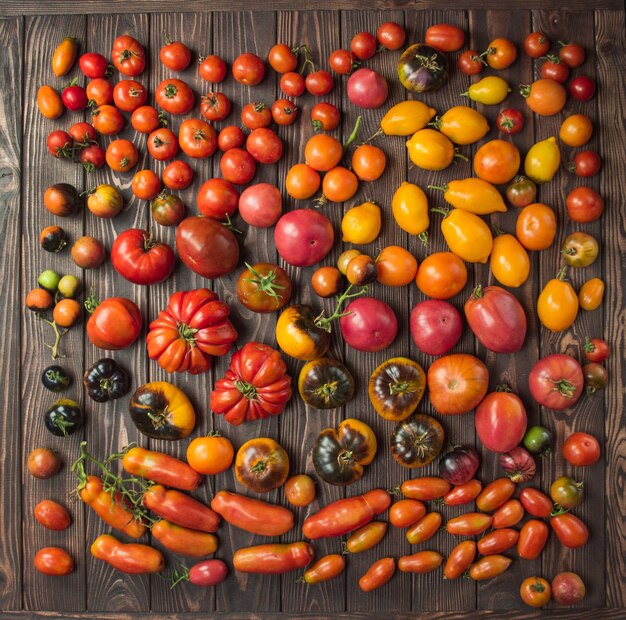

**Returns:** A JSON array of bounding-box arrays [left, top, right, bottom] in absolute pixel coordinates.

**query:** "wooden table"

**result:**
[[1, 1, 624, 618]]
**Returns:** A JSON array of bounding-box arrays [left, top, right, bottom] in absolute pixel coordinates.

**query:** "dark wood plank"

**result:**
[[0, 14, 24, 612], [20, 14, 88, 613], [594, 8, 626, 610]]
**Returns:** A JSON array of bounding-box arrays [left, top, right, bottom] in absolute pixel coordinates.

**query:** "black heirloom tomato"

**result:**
[[41, 365, 72, 392], [397, 44, 448, 93], [235, 438, 289, 493], [44, 399, 83, 437], [83, 358, 131, 402], [390, 413, 445, 468], [298, 358, 354, 410]]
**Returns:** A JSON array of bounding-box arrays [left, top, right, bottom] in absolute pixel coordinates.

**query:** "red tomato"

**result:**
[[188, 559, 228, 587], [105, 139, 138, 173], [147, 128, 179, 161], [446, 512, 493, 536], [425, 24, 465, 52], [518, 519, 549, 559], [562, 432, 601, 466], [469, 555, 512, 580], [552, 572, 586, 605], [475, 390, 527, 453], [246, 127, 283, 164], [47, 130, 72, 158], [62, 82, 88, 111], [550, 512, 589, 548], [529, 354, 583, 410], [458, 50, 484, 75], [443, 541, 476, 579], [405, 512, 442, 545], [311, 102, 340, 131], [123, 447, 201, 491], [570, 75, 596, 101], [233, 543, 314, 574], [218, 125, 244, 151], [79, 52, 109, 79], [197, 177, 239, 220], [476, 478, 516, 512], [584, 337, 610, 363], [27, 448, 61, 479], [541, 58, 570, 83], [401, 476, 450, 501], [497, 108, 524, 135], [443, 479, 482, 506], [304, 554, 345, 584], [200, 91, 231, 122], [389, 499, 426, 528], [111, 35, 145, 76], [519, 488, 553, 518], [162, 160, 193, 190], [34, 547, 74, 576], [91, 534, 163, 574], [199, 55, 227, 83], [569, 150, 601, 177], [559, 41, 586, 67], [271, 98, 298, 126], [34, 499, 71, 530], [238, 182, 282, 227], [68, 121, 96, 144], [492, 499, 525, 529], [268, 43, 298, 73], [155, 79, 194, 115], [524, 32, 550, 58], [305, 70, 333, 96], [566, 186, 604, 223], [86, 78, 113, 107], [232, 52, 265, 85], [280, 71, 305, 97], [131, 105, 164, 134], [241, 102, 272, 129], [376, 22, 406, 50], [160, 38, 191, 71], [178, 118, 217, 159], [79, 143, 105, 171], [113, 79, 147, 112], [131, 169, 161, 200], [351, 31, 377, 60], [220, 148, 256, 185], [359, 557, 395, 592], [477, 528, 519, 555], [86, 297, 142, 350], [329, 49, 357, 75], [398, 550, 443, 574]]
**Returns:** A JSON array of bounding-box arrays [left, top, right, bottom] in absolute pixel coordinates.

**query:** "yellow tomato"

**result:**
[[439, 208, 493, 264], [391, 182, 429, 237], [341, 202, 381, 244], [537, 268, 579, 332], [276, 306, 330, 361], [436, 106, 489, 145], [406, 129, 455, 171], [462, 76, 510, 105], [524, 137, 560, 184], [490, 234, 530, 288], [429, 178, 506, 215], [579, 278, 605, 311], [380, 100, 437, 136]]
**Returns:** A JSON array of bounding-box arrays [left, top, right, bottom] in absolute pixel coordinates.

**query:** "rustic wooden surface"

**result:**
[[0, 4, 624, 619]]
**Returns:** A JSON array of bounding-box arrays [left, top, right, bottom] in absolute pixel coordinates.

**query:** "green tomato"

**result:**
[[522, 425, 553, 456], [57, 274, 81, 298], [38, 269, 62, 292]]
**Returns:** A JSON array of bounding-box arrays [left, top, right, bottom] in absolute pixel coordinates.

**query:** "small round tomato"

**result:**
[[236, 263, 292, 313], [583, 361, 608, 393], [524, 32, 550, 57], [235, 437, 289, 493], [71, 236, 105, 269], [112, 34, 145, 76], [105, 139, 138, 173], [552, 572, 586, 605], [241, 102, 271, 129], [200, 91, 231, 122], [516, 203, 556, 251], [566, 186, 604, 223], [569, 150, 601, 177], [550, 476, 584, 508], [218, 125, 244, 151], [570, 75, 596, 101], [305, 70, 333, 96], [34, 547, 74, 576], [337, 249, 361, 275], [162, 160, 193, 190], [304, 133, 342, 172], [329, 49, 357, 75], [541, 57, 570, 83], [147, 128, 179, 161], [80, 144, 106, 172], [561, 232, 599, 268], [132, 169, 161, 200], [563, 432, 600, 466], [559, 41, 586, 67], [220, 148, 256, 185], [346, 254, 377, 286], [151, 192, 185, 227], [321, 166, 358, 203], [284, 474, 316, 507], [79, 52, 109, 79], [415, 252, 467, 299], [473, 139, 520, 185], [34, 499, 71, 531], [186, 433, 234, 475], [351, 144, 386, 181], [311, 266, 342, 298], [61, 81, 88, 111], [159, 37, 191, 71], [232, 52, 265, 86], [155, 79, 194, 115], [520, 577, 552, 608], [47, 130, 72, 158], [559, 114, 593, 147], [196, 178, 238, 220], [113, 79, 147, 112], [311, 102, 340, 131], [40, 226, 67, 253], [376, 246, 418, 287], [68, 121, 96, 144], [86, 78, 113, 106], [131, 105, 164, 134], [285, 163, 320, 199], [584, 337, 610, 363], [28, 448, 61, 479], [458, 49, 484, 75], [238, 182, 282, 227], [199, 54, 227, 82], [376, 22, 406, 50], [351, 31, 377, 60], [178, 118, 217, 159], [280, 71, 305, 97], [506, 175, 537, 208], [44, 183, 79, 217], [484, 38, 517, 69], [53, 298, 82, 328], [246, 127, 283, 164], [497, 108, 524, 135], [268, 43, 298, 73], [271, 98, 298, 126], [521, 78, 566, 116]]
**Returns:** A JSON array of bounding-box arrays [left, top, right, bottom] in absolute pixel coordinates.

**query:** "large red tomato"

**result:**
[[339, 297, 398, 352], [464, 285, 527, 353], [210, 342, 292, 425], [86, 297, 142, 350], [176, 216, 239, 279], [274, 209, 334, 267], [427, 354, 489, 415], [529, 354, 583, 410], [146, 289, 237, 375], [475, 390, 528, 452], [111, 229, 175, 286]]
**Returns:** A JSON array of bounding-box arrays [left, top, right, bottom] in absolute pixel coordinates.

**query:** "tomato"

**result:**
[[220, 147, 256, 184], [389, 499, 426, 528], [232, 52, 265, 85], [398, 551, 443, 576], [39, 226, 67, 254], [405, 512, 442, 545], [218, 125, 244, 151], [443, 480, 482, 506], [560, 113, 593, 147], [211, 490, 293, 536], [280, 71, 305, 97], [523, 427, 552, 456], [80, 144, 106, 172], [345, 254, 377, 286], [440, 446, 479, 485], [520, 577, 552, 607], [444, 541, 476, 580], [236, 262, 291, 312], [346, 521, 387, 554], [79, 52, 109, 79], [537, 268, 579, 332], [490, 234, 530, 288], [86, 296, 141, 350], [584, 337, 610, 363], [234, 543, 314, 574], [477, 529, 519, 555], [559, 41, 586, 67], [525, 136, 561, 184], [151, 192, 185, 226], [550, 512, 589, 548], [271, 98, 298, 126], [43, 183, 78, 217], [275, 305, 331, 360], [303, 554, 345, 584], [359, 558, 395, 592], [550, 476, 583, 508], [415, 252, 466, 300], [129, 106, 161, 134], [60, 83, 87, 111], [457, 50, 484, 76], [131, 170, 161, 200], [285, 163, 320, 199], [376, 246, 418, 287], [200, 91, 230, 122], [434, 106, 489, 146], [34, 499, 71, 531], [521, 78, 566, 116], [305, 70, 334, 96], [502, 448, 536, 484], [112, 35, 145, 76], [566, 186, 604, 223], [529, 354, 583, 410], [91, 535, 163, 574], [473, 139, 520, 184], [311, 266, 341, 298], [186, 560, 228, 587], [52, 36, 77, 76], [391, 414, 444, 469], [246, 127, 283, 164], [406, 128, 454, 171], [579, 278, 605, 312], [425, 23, 465, 52], [402, 477, 451, 501], [469, 555, 512, 581], [86, 78, 114, 107], [312, 418, 376, 486], [541, 57, 570, 83], [304, 134, 342, 172], [506, 175, 536, 208], [160, 36, 191, 71], [483, 37, 516, 69], [284, 474, 316, 507], [123, 447, 201, 491], [240, 102, 270, 129], [303, 489, 391, 539], [390, 181, 429, 238], [475, 389, 527, 453], [298, 357, 354, 410], [398, 44, 448, 94], [463, 76, 510, 105], [28, 448, 61, 479], [105, 139, 138, 173], [111, 229, 174, 286], [563, 432, 601, 467], [47, 130, 72, 158], [34, 547, 74, 576], [329, 48, 357, 75], [160, 161, 192, 192], [185, 434, 234, 476], [275, 208, 333, 267], [311, 102, 340, 131], [427, 354, 489, 416], [155, 79, 194, 115], [178, 118, 217, 159], [196, 178, 238, 221], [552, 572, 586, 605], [517, 519, 549, 561], [52, 299, 81, 328], [476, 478, 515, 512], [351, 31, 377, 60], [519, 488, 553, 519], [561, 232, 599, 268], [235, 437, 289, 493], [37, 85, 63, 119], [113, 79, 146, 112], [67, 122, 96, 145], [515, 203, 556, 251], [350, 143, 385, 181], [447, 513, 493, 536], [71, 236, 105, 269], [268, 43, 298, 73], [492, 499, 525, 528], [569, 150, 602, 178], [199, 54, 227, 82], [156, 520, 217, 557], [377, 22, 406, 50], [524, 31, 550, 57], [438, 208, 493, 264], [340, 296, 398, 352]]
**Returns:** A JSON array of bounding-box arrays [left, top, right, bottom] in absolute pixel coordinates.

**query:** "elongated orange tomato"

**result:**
[[444, 479, 483, 506], [446, 512, 493, 536], [52, 36, 78, 76], [359, 557, 396, 592], [444, 540, 476, 579], [345, 522, 387, 554], [37, 85, 63, 119], [91, 534, 164, 574], [579, 277, 605, 311], [151, 519, 217, 557], [401, 476, 451, 501], [476, 478, 516, 512], [406, 512, 442, 545], [303, 554, 346, 584], [122, 447, 202, 491], [234, 542, 315, 574], [389, 499, 426, 528], [469, 554, 512, 580], [492, 499, 525, 529], [477, 528, 519, 555], [398, 550, 443, 574]]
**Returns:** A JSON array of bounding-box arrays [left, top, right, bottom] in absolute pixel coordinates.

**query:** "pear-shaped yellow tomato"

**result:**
[[537, 267, 579, 332], [429, 178, 506, 215], [380, 100, 437, 136], [462, 76, 510, 105], [490, 234, 530, 288], [438, 208, 493, 264], [392, 182, 429, 236], [406, 129, 455, 171], [578, 277, 605, 311], [434, 106, 489, 145], [524, 137, 560, 184], [341, 202, 381, 245]]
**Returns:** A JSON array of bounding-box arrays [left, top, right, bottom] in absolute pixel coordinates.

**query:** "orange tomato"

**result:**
[[321, 166, 358, 203], [359, 557, 395, 592], [186, 434, 234, 475], [376, 246, 418, 287], [131, 170, 161, 200], [520, 576, 552, 607], [415, 252, 467, 299], [37, 85, 63, 119], [476, 478, 516, 512], [398, 550, 443, 574], [303, 554, 345, 584], [522, 78, 566, 116], [345, 522, 387, 554], [492, 498, 525, 528], [52, 36, 78, 76], [106, 139, 139, 172], [311, 266, 342, 297], [477, 528, 519, 555], [469, 554, 512, 580], [559, 114, 593, 147], [405, 512, 442, 545], [515, 203, 556, 251], [443, 540, 476, 579], [490, 234, 530, 287], [537, 267, 579, 332], [284, 474, 316, 507], [304, 134, 342, 171], [579, 277, 605, 311], [285, 163, 320, 199], [351, 144, 386, 181], [26, 288, 54, 312], [473, 139, 520, 185], [389, 499, 426, 528], [53, 299, 82, 327]]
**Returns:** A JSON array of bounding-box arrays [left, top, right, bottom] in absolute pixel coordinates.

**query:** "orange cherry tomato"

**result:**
[[37, 85, 63, 119], [522, 78, 567, 116], [26, 288, 54, 312], [34, 547, 74, 576], [492, 498, 525, 528], [401, 476, 451, 501], [398, 550, 443, 574], [105, 139, 139, 173], [516, 203, 557, 251], [443, 540, 476, 579], [346, 254, 377, 286], [352, 144, 387, 181], [477, 528, 519, 555], [359, 557, 396, 592], [443, 479, 483, 506], [473, 139, 520, 185], [484, 38, 517, 69], [345, 521, 387, 554], [91, 104, 124, 135], [285, 163, 320, 199], [579, 277, 605, 311], [311, 266, 342, 298], [303, 554, 346, 584], [518, 519, 549, 559], [86, 78, 114, 107], [304, 134, 342, 171], [415, 251, 467, 299], [284, 474, 316, 507], [476, 478, 516, 512], [389, 499, 426, 528], [520, 576, 552, 607], [376, 246, 418, 287], [321, 166, 358, 203], [186, 433, 234, 475], [447, 512, 493, 536], [559, 114, 593, 147], [53, 298, 82, 328], [469, 555, 512, 580], [406, 512, 442, 545], [131, 169, 161, 200]]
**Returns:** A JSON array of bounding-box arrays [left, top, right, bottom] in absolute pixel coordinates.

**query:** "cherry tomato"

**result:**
[[346, 254, 377, 287], [179, 118, 217, 159], [469, 555, 512, 580], [457, 50, 484, 76], [201, 91, 231, 122], [28, 448, 61, 479], [559, 41, 586, 67], [79, 52, 109, 79], [352, 144, 386, 181], [579, 279, 605, 312], [131, 169, 161, 200], [197, 177, 239, 220], [91, 104, 124, 135], [376, 22, 406, 50], [303, 554, 345, 584], [550, 512, 589, 548], [563, 432, 601, 467], [112, 34, 145, 76], [284, 474, 316, 507], [160, 37, 191, 71], [351, 31, 377, 60], [34, 547, 74, 576], [584, 337, 610, 363], [105, 139, 138, 173], [569, 150, 601, 177], [241, 102, 271, 129], [68, 122, 96, 145], [518, 519, 549, 560], [268, 43, 298, 73], [162, 160, 193, 191], [570, 75, 596, 101], [271, 98, 298, 126], [113, 79, 147, 112], [186, 433, 234, 475], [559, 113, 593, 147], [285, 163, 320, 199], [47, 130, 72, 158], [541, 57, 570, 83], [199, 55, 227, 83], [477, 528, 519, 555], [305, 70, 333, 96], [484, 38, 517, 69], [329, 49, 357, 75], [147, 128, 179, 161], [519, 488, 553, 518], [359, 557, 395, 592], [62, 81, 88, 111], [425, 24, 465, 52], [566, 186, 604, 223], [520, 576, 552, 607], [187, 559, 228, 587], [232, 52, 265, 86], [516, 203, 556, 251], [218, 125, 244, 151], [53, 298, 82, 328], [497, 108, 524, 135], [524, 32, 550, 58], [311, 102, 340, 131], [476, 478, 516, 512], [280, 71, 305, 97], [492, 499, 525, 529], [443, 540, 476, 579], [389, 499, 426, 528], [310, 266, 342, 298], [34, 499, 72, 530]]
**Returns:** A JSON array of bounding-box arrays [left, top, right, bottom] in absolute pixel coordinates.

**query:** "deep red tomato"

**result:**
[[566, 186, 604, 223], [200, 91, 231, 122], [232, 52, 265, 85], [246, 127, 283, 164], [540, 58, 570, 83], [280, 71, 306, 97], [241, 102, 272, 129], [427, 354, 489, 415], [197, 178, 239, 220], [111, 229, 175, 286], [62, 81, 88, 111], [569, 150, 601, 177], [86, 297, 142, 350], [218, 125, 244, 151], [475, 390, 527, 453], [584, 337, 610, 363], [155, 79, 194, 115], [519, 488, 553, 518], [112, 35, 145, 76], [457, 50, 483, 75], [569, 75, 596, 101], [305, 70, 333, 96], [550, 512, 589, 548], [497, 108, 524, 135], [34, 547, 74, 576], [113, 79, 147, 112], [178, 118, 217, 159], [351, 31, 377, 60], [219, 147, 256, 185], [524, 32, 550, 58], [559, 41, 585, 67], [131, 105, 164, 134], [198, 54, 227, 83], [376, 22, 406, 50], [529, 354, 583, 410], [271, 98, 298, 126], [47, 130, 72, 157], [311, 102, 340, 131], [517, 519, 549, 560], [562, 432, 601, 466], [79, 52, 109, 79], [268, 43, 298, 73], [160, 37, 191, 71], [162, 160, 193, 190], [147, 128, 179, 161], [329, 49, 357, 75], [34, 499, 72, 531], [425, 24, 465, 52]]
